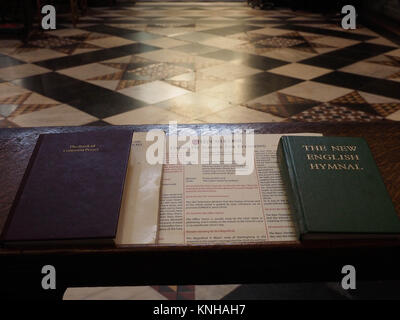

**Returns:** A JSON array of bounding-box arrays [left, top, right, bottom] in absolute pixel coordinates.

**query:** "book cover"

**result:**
[[278, 136, 400, 240], [2, 129, 133, 246]]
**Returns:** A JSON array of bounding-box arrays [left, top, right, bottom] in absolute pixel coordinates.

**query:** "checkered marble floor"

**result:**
[[1, 1, 400, 128]]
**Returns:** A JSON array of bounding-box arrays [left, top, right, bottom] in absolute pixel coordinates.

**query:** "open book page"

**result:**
[[115, 131, 164, 245], [158, 133, 322, 245]]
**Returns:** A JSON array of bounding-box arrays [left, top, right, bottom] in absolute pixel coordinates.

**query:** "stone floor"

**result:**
[[1, 1, 400, 128], [2, 1, 400, 300]]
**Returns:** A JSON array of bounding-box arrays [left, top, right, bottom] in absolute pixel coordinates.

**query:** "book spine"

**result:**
[[112, 129, 135, 239], [277, 138, 307, 239], [0, 134, 45, 244]]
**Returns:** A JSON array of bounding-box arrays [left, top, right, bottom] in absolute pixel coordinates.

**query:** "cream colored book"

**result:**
[[115, 131, 164, 245]]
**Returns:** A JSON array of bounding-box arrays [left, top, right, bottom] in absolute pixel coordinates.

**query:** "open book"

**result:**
[[117, 132, 321, 245]]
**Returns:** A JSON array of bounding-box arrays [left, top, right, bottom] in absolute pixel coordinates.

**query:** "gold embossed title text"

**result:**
[[302, 145, 363, 171], [63, 144, 99, 153]]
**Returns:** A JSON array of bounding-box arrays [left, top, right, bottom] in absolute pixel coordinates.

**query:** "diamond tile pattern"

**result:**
[[1, 1, 399, 128]]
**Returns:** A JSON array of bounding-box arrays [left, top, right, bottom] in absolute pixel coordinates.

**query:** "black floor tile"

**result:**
[[313, 71, 400, 98], [345, 42, 397, 55], [314, 71, 400, 100], [0, 54, 25, 68], [300, 42, 394, 70], [12, 72, 81, 99], [245, 71, 302, 92], [34, 43, 161, 70], [323, 43, 395, 62], [67, 92, 146, 119], [12, 72, 146, 118], [299, 55, 358, 69], [312, 71, 375, 90], [324, 48, 374, 62], [12, 72, 106, 102], [239, 55, 289, 70], [360, 78, 400, 100], [275, 24, 375, 41]]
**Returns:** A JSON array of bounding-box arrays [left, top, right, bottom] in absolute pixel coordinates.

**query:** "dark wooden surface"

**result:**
[[1, 122, 400, 297], [1, 121, 400, 242]]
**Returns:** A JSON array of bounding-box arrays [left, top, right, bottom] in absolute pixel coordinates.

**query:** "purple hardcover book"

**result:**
[[2, 129, 133, 246]]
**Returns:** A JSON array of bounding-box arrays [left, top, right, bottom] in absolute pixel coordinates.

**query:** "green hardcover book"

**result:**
[[277, 136, 400, 240]]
